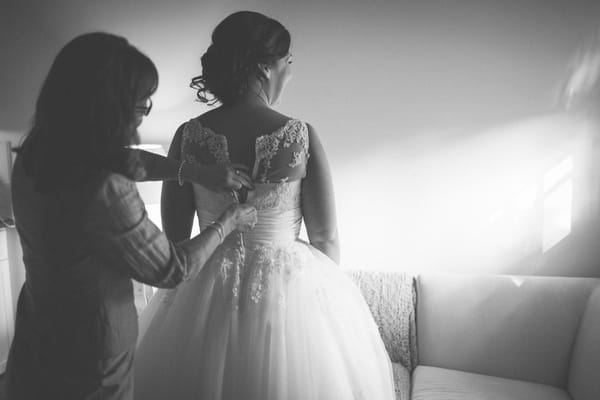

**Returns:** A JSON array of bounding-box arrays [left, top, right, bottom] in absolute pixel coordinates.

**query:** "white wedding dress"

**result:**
[[134, 118, 395, 400]]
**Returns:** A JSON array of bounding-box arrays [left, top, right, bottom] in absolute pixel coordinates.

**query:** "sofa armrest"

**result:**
[[416, 273, 599, 387], [568, 286, 600, 400]]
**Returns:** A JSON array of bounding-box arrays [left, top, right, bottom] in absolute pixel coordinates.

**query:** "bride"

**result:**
[[134, 11, 396, 399]]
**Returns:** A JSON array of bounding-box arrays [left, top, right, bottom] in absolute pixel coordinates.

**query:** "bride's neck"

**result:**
[[231, 80, 270, 108], [232, 93, 270, 108]]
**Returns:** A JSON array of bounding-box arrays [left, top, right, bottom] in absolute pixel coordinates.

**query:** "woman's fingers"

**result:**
[[227, 171, 253, 191], [230, 204, 257, 231], [230, 163, 250, 173], [238, 204, 256, 215], [188, 162, 254, 192], [230, 167, 253, 189]]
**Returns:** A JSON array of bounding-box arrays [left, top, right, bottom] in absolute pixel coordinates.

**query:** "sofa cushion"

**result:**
[[392, 362, 411, 400], [412, 366, 572, 400], [349, 271, 417, 370], [568, 286, 600, 400], [416, 274, 599, 386]]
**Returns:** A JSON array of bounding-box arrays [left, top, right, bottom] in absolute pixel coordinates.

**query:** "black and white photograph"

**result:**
[[1, 0, 599, 399]]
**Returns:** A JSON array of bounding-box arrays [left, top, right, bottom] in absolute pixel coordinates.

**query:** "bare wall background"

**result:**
[[2, 0, 600, 274]]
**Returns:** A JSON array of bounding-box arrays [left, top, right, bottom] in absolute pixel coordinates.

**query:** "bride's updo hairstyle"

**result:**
[[191, 11, 291, 105]]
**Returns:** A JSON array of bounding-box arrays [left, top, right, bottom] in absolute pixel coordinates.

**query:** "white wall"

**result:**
[[2, 0, 600, 275]]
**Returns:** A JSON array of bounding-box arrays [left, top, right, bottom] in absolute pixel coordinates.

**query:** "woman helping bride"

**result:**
[[134, 11, 396, 399]]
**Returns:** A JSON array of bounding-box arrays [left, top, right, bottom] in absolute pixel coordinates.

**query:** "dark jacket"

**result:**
[[6, 156, 197, 400]]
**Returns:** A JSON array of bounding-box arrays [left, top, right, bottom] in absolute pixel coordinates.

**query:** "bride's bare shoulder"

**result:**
[[192, 107, 224, 125], [262, 108, 294, 124]]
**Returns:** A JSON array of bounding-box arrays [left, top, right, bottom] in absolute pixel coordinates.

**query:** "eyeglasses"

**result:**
[[135, 98, 153, 116]]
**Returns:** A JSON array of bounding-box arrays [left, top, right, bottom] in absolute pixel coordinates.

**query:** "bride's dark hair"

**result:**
[[18, 32, 158, 192], [191, 11, 291, 105]]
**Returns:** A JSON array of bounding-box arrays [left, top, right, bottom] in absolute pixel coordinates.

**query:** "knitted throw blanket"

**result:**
[[348, 270, 418, 371]]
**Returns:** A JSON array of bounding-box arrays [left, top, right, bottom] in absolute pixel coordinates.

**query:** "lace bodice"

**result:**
[[181, 118, 309, 182], [180, 118, 310, 243], [177, 118, 312, 309]]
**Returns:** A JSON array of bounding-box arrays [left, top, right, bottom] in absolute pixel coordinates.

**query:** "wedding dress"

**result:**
[[134, 118, 395, 400]]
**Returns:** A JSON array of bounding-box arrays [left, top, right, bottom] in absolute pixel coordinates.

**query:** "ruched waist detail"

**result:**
[[198, 207, 302, 246]]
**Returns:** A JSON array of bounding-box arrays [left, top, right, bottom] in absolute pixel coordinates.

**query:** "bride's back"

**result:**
[[185, 104, 309, 186], [181, 105, 310, 246], [197, 105, 294, 171], [171, 11, 337, 261]]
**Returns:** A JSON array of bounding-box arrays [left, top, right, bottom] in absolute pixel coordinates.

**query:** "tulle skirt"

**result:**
[[134, 238, 395, 400]]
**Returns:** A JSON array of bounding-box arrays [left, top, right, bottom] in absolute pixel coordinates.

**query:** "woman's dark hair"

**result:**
[[191, 11, 291, 105], [18, 32, 158, 192]]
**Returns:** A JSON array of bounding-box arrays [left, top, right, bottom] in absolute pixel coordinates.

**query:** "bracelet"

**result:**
[[206, 220, 225, 244], [177, 159, 187, 186]]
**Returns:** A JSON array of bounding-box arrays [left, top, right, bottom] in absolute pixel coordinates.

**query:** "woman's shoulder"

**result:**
[[178, 108, 315, 146], [188, 107, 226, 128], [199, 105, 301, 125], [92, 171, 137, 205], [86, 171, 144, 229], [175, 110, 224, 139], [79, 171, 147, 237], [263, 108, 294, 123], [249, 109, 307, 135], [257, 108, 306, 129]]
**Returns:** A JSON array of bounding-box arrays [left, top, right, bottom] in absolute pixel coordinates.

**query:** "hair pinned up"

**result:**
[[191, 11, 291, 105]]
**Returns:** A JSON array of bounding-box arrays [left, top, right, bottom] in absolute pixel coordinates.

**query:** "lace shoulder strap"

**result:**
[[254, 119, 310, 183], [180, 119, 230, 164]]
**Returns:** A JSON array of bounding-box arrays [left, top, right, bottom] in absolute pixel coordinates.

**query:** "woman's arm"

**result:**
[[301, 123, 340, 264], [87, 172, 256, 288], [132, 147, 253, 190], [133, 148, 180, 182], [161, 125, 196, 242]]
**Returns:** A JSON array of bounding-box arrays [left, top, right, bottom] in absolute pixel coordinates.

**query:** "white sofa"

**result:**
[[350, 272, 600, 400]]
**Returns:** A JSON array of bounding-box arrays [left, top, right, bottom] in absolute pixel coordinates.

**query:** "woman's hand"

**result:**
[[183, 161, 254, 193], [219, 203, 258, 236]]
